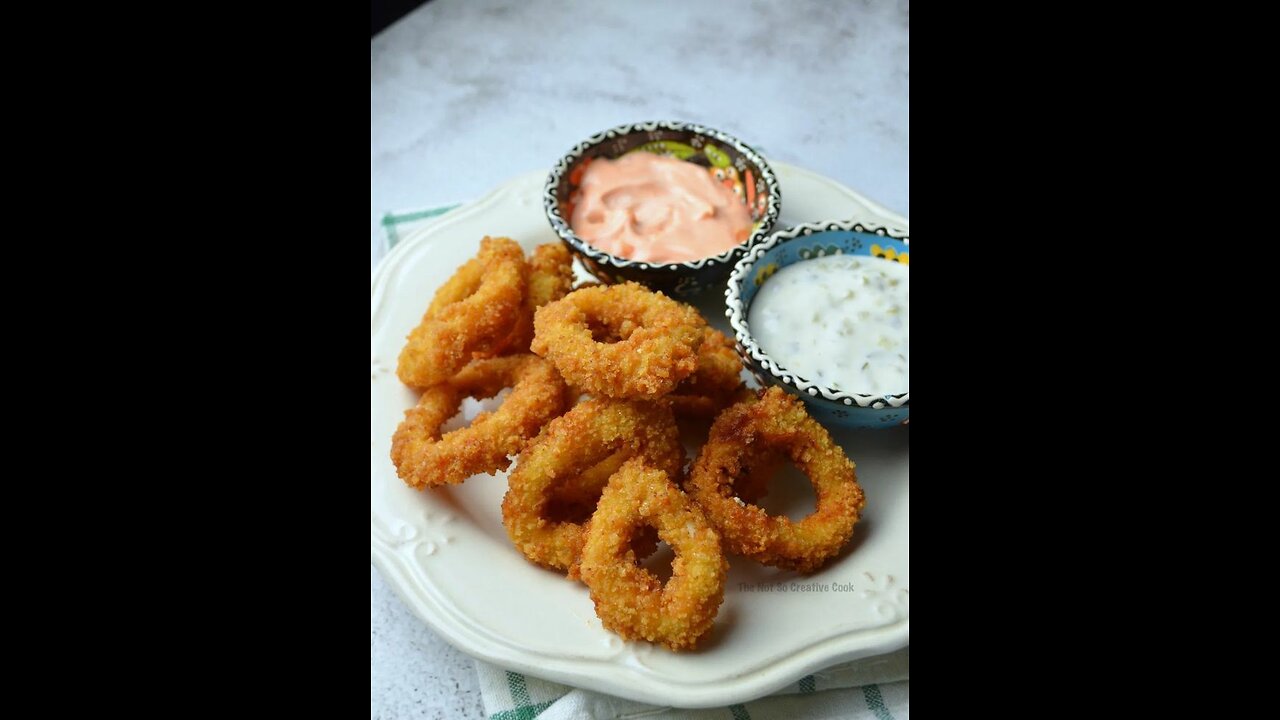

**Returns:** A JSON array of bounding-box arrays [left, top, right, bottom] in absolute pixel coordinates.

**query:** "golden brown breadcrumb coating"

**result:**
[[502, 398, 684, 572], [397, 237, 527, 389], [667, 327, 748, 420], [391, 354, 569, 488], [577, 459, 727, 651], [531, 283, 706, 399], [498, 242, 575, 354], [686, 387, 864, 573]]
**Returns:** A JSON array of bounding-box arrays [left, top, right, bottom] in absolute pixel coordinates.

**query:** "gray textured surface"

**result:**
[[372, 566, 485, 719], [371, 1, 909, 716]]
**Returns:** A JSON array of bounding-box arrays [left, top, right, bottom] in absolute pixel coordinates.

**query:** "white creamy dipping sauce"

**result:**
[[748, 254, 909, 395]]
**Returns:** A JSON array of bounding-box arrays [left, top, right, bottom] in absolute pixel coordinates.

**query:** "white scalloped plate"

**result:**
[[371, 162, 909, 709]]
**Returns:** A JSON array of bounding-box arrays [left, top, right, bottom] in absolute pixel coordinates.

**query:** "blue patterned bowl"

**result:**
[[544, 121, 781, 298], [725, 220, 910, 430]]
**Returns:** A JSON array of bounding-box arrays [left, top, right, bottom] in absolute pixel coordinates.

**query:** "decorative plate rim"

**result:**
[[725, 220, 911, 409], [371, 538, 908, 708], [542, 120, 782, 272], [372, 164, 908, 709]]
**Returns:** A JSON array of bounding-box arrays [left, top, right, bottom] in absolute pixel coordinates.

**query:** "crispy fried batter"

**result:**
[[686, 387, 864, 573], [667, 328, 748, 420], [397, 237, 527, 389], [578, 459, 727, 651], [498, 243, 575, 354], [501, 398, 684, 573], [391, 354, 569, 488], [531, 283, 706, 399]]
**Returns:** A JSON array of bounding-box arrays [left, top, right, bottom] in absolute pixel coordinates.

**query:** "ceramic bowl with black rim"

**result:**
[[544, 121, 781, 298], [725, 220, 910, 430]]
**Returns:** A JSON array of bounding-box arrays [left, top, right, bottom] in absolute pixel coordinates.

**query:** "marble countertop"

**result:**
[[371, 0, 908, 716]]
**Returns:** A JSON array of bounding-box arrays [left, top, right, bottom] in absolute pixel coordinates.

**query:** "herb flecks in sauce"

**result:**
[[748, 256, 909, 395]]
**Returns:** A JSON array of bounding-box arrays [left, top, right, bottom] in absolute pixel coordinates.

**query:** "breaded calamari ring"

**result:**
[[545, 448, 662, 564], [501, 399, 684, 572], [577, 459, 727, 651], [724, 442, 783, 505], [531, 283, 706, 399], [544, 448, 629, 521], [686, 387, 865, 573], [397, 237, 527, 389], [499, 242, 575, 354], [667, 328, 748, 420], [391, 355, 569, 488]]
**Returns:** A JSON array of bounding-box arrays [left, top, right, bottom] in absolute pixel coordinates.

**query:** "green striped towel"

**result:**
[[381, 204, 462, 250], [381, 204, 909, 719]]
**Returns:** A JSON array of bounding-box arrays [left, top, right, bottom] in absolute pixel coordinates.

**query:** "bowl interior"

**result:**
[[550, 125, 777, 254], [737, 230, 908, 309]]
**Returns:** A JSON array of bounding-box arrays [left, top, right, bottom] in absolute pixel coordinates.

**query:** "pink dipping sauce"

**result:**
[[569, 152, 753, 263]]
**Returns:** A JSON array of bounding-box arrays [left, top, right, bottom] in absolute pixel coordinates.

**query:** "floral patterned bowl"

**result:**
[[544, 121, 781, 298], [725, 220, 910, 429]]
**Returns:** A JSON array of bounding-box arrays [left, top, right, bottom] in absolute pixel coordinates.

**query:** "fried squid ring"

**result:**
[[687, 387, 865, 573], [577, 459, 727, 651], [501, 399, 684, 573], [498, 242, 575, 354], [391, 354, 569, 488], [544, 449, 629, 521], [667, 328, 748, 420], [396, 236, 527, 389], [724, 442, 784, 505], [545, 449, 662, 564], [531, 283, 706, 399]]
